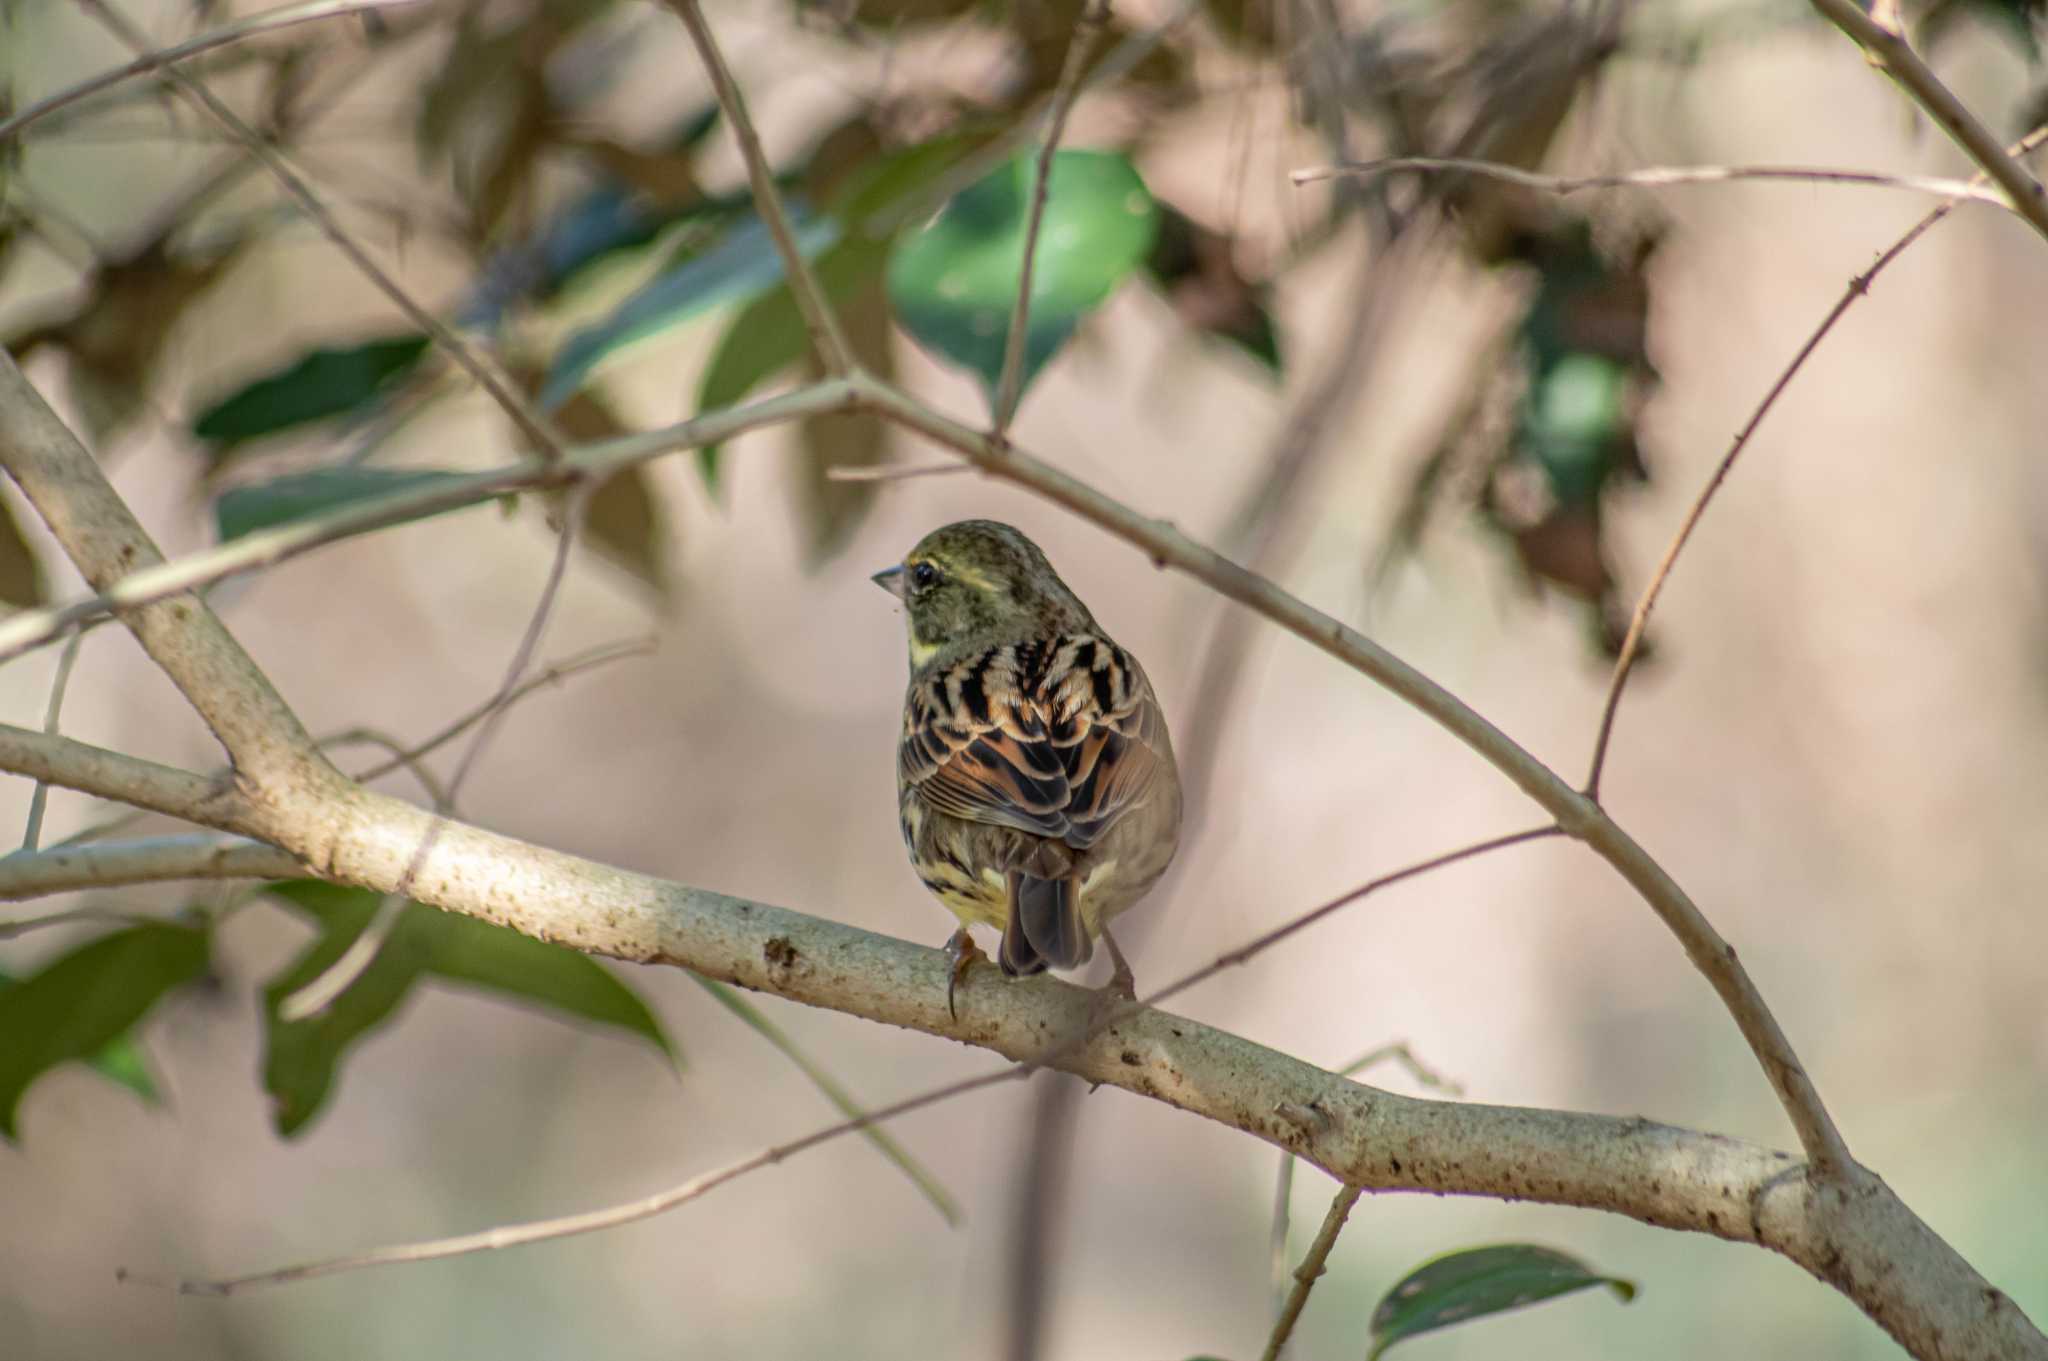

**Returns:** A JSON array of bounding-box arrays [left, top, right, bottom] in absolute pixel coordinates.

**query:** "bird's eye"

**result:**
[[910, 562, 940, 592]]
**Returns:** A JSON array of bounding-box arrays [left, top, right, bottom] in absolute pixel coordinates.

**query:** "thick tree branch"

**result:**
[[0, 353, 336, 801], [12, 730, 2024, 1357], [1808, 0, 2048, 243]]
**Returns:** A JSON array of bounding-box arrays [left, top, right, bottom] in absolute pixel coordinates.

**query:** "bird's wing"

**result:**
[[899, 636, 1169, 852]]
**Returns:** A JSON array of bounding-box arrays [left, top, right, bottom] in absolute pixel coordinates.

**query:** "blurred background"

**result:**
[[2, 0, 2046, 1357]]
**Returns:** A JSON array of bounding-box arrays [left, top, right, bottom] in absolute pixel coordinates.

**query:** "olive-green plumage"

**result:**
[[873, 520, 1181, 994]]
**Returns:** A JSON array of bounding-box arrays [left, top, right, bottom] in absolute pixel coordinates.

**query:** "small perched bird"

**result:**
[[873, 520, 1181, 1015]]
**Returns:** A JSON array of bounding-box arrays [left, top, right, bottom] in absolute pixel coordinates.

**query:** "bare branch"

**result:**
[[0, 726, 241, 826], [74, 0, 566, 460], [0, 835, 300, 903], [0, 0, 426, 144], [1585, 123, 2048, 797], [0, 354, 333, 797], [1292, 156, 2016, 211], [850, 371, 1855, 1175], [21, 631, 85, 851], [824, 460, 969, 483], [992, 1, 1110, 437], [1809, 0, 2048, 244], [663, 0, 853, 374], [0, 380, 858, 666], [1261, 1184, 1363, 1361]]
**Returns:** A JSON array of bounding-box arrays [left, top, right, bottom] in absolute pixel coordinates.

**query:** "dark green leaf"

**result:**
[[214, 467, 477, 543], [0, 966, 159, 1107], [1367, 1244, 1635, 1359], [886, 149, 1158, 410], [582, 465, 672, 599], [0, 923, 208, 1140], [542, 207, 837, 408], [192, 335, 429, 450], [261, 882, 673, 1137], [0, 491, 45, 607], [694, 978, 956, 1225]]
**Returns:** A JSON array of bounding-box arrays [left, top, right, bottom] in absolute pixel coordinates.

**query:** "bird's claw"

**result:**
[[945, 928, 986, 1021]]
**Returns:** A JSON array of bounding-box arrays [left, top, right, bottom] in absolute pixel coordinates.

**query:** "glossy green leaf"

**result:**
[[261, 881, 673, 1137], [0, 923, 207, 1140], [542, 207, 837, 408], [886, 149, 1158, 409], [1367, 1244, 1635, 1359], [214, 467, 478, 543], [694, 977, 957, 1226], [192, 335, 429, 451]]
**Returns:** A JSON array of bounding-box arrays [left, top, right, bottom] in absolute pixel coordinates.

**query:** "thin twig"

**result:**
[[1290, 157, 2015, 211], [0, 380, 857, 666], [1584, 123, 2048, 797], [991, 1, 1110, 437], [1261, 1184, 1363, 1361], [319, 729, 451, 808], [0, 0, 425, 143], [351, 636, 655, 783], [1808, 0, 2048, 244], [280, 485, 588, 1020], [74, 0, 565, 460], [21, 632, 85, 851], [0, 834, 302, 901], [664, 0, 853, 374], [823, 460, 969, 483], [160, 827, 1543, 1293], [0, 905, 155, 940]]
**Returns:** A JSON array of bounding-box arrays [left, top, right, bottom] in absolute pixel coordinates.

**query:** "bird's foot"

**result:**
[[1099, 927, 1138, 1003], [944, 928, 986, 1021]]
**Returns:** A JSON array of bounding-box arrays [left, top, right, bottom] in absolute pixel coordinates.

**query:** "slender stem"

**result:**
[[74, 0, 564, 460], [1261, 1184, 1363, 1361], [0, 380, 858, 666], [1292, 156, 2013, 211], [0, 0, 426, 143], [991, 1, 1109, 436], [1808, 0, 2048, 244], [0, 835, 301, 902], [21, 631, 84, 850], [1585, 123, 2048, 797], [664, 0, 852, 374]]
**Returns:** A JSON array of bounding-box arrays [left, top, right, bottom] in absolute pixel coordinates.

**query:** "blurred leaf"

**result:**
[[542, 206, 837, 408], [1367, 1244, 1635, 1359], [1143, 201, 1280, 374], [796, 269, 894, 564], [0, 491, 45, 607], [262, 881, 673, 1136], [214, 467, 476, 543], [0, 966, 159, 1107], [693, 977, 958, 1225], [192, 334, 429, 454], [887, 149, 1158, 410], [543, 386, 673, 598], [695, 233, 889, 490], [0, 923, 208, 1140], [1917, 0, 2043, 59]]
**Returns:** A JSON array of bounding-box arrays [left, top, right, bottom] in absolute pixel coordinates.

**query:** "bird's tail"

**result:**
[[1001, 872, 1092, 976]]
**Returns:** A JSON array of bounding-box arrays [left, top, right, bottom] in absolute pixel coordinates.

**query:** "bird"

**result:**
[[872, 519, 1181, 1018]]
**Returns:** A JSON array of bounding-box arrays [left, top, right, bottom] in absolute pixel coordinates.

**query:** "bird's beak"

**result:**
[[870, 564, 906, 601]]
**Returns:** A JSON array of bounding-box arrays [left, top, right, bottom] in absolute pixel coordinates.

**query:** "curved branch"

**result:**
[[0, 834, 301, 901], [849, 372, 1852, 1176]]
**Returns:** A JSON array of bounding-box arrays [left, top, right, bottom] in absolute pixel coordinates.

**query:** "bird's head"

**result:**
[[872, 520, 1092, 666]]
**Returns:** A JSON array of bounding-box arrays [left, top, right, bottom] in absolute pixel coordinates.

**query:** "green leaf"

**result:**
[[214, 467, 478, 543], [0, 923, 208, 1140], [541, 206, 838, 408], [192, 334, 429, 452], [1367, 1244, 1635, 1359], [693, 977, 957, 1224], [694, 233, 890, 490], [886, 149, 1158, 411], [261, 881, 673, 1137], [582, 464, 672, 599]]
